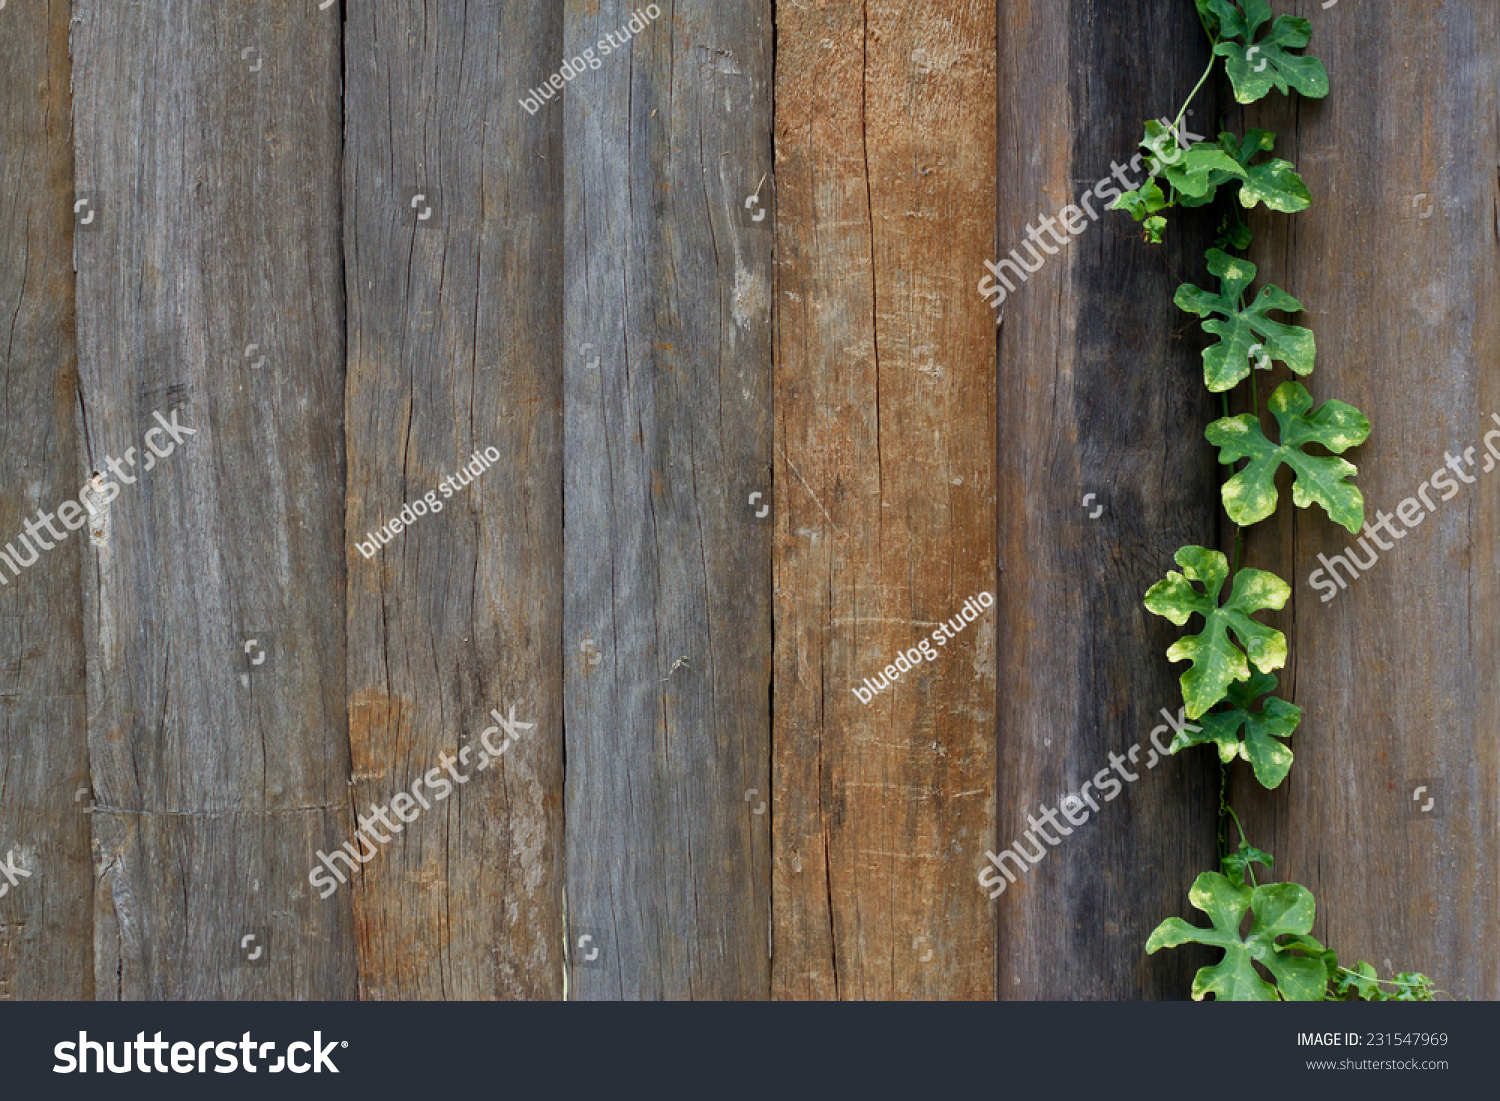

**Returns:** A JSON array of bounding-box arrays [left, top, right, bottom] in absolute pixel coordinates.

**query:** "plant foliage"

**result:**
[[1117, 0, 1435, 1000]]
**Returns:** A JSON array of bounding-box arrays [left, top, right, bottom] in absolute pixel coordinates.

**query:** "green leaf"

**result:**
[[1194, 0, 1222, 38], [1110, 175, 1171, 242], [1215, 212, 1253, 252], [1331, 963, 1437, 1001], [1240, 154, 1311, 213], [1110, 177, 1168, 221], [1144, 546, 1290, 719], [1391, 972, 1438, 1001], [1146, 871, 1324, 1000], [1145, 121, 1247, 200], [1334, 959, 1384, 1000], [1207, 381, 1372, 533], [1178, 670, 1301, 788], [1206, 0, 1257, 39], [1220, 837, 1275, 888], [1231, 129, 1313, 212], [1212, 1, 1329, 104], [1175, 247, 1314, 392], [1278, 933, 1339, 994], [1174, 130, 1310, 214]]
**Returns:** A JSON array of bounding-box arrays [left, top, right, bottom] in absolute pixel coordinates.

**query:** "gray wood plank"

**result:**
[[1232, 0, 1500, 1001], [993, 0, 1222, 998], [0, 0, 91, 1001], [342, 0, 565, 999], [70, 0, 354, 998], [562, 0, 774, 999]]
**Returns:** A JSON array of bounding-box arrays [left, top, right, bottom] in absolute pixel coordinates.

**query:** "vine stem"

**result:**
[[1154, 40, 1221, 203], [1224, 802, 1249, 846], [1223, 802, 1255, 887], [1216, 763, 1230, 862], [1170, 48, 1220, 137]]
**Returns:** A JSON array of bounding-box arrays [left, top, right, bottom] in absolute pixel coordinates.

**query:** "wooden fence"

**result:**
[[0, 0, 1493, 1001]]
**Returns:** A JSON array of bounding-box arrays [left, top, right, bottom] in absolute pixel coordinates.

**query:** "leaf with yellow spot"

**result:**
[[1207, 381, 1371, 533], [1144, 546, 1289, 720], [1175, 248, 1314, 392], [1173, 670, 1300, 788], [1147, 871, 1327, 1001], [1209, 0, 1329, 105]]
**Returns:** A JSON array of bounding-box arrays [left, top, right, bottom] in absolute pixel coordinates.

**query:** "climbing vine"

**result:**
[[1111, 0, 1436, 1002]]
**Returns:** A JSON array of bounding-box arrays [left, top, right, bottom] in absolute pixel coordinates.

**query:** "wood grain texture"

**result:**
[[70, 0, 353, 998], [563, 0, 774, 999], [4, 0, 1494, 1006], [771, 0, 997, 1000], [993, 0, 1221, 998], [0, 0, 91, 1000], [342, 0, 565, 1000], [1231, 0, 1500, 1000]]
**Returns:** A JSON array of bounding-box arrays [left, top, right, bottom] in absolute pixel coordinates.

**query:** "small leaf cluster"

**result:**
[[1329, 961, 1440, 1002], [1114, 0, 1326, 244], [1114, 128, 1310, 245]]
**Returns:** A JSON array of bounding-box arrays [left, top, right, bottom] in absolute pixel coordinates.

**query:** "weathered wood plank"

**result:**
[[71, 0, 354, 998], [342, 0, 565, 999], [0, 0, 91, 1000], [1233, 0, 1500, 1000], [563, 0, 774, 999], [771, 0, 997, 1000], [993, 0, 1221, 998]]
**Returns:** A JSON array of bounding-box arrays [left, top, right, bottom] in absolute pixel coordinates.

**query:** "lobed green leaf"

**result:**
[[1148, 871, 1323, 1001], [1145, 546, 1289, 719], [1210, 0, 1329, 104], [1177, 670, 1301, 788], [1207, 381, 1371, 532], [1176, 131, 1310, 215], [1176, 247, 1314, 392]]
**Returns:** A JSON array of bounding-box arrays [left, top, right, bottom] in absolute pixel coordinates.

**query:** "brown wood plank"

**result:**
[[0, 0, 91, 1000], [341, 0, 565, 999], [993, 0, 1222, 998], [771, 0, 997, 1000], [70, 0, 354, 998], [1233, 0, 1500, 1000], [563, 0, 774, 999]]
